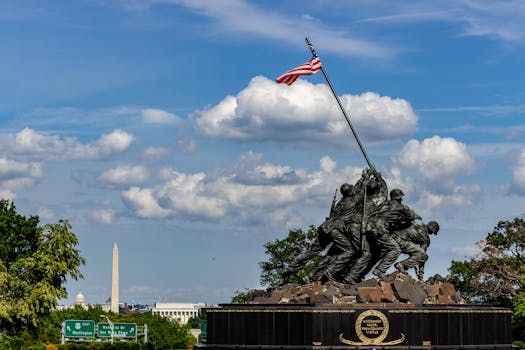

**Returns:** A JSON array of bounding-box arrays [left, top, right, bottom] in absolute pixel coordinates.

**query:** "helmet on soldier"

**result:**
[[340, 183, 353, 197], [389, 188, 404, 201], [427, 221, 440, 234]]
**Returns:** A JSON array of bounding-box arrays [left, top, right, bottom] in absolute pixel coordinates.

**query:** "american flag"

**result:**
[[276, 56, 322, 86]]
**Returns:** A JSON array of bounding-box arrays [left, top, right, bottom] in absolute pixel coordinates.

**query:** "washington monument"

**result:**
[[111, 242, 119, 313]]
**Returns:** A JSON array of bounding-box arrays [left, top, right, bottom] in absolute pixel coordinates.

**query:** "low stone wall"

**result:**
[[243, 272, 464, 305]]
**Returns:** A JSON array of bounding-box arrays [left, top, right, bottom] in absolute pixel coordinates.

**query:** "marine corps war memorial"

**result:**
[[195, 38, 513, 350]]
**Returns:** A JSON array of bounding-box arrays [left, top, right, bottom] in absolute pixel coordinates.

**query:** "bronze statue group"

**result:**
[[285, 167, 439, 285]]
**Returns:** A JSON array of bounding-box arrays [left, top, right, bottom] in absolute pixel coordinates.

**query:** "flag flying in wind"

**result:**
[[276, 56, 322, 86]]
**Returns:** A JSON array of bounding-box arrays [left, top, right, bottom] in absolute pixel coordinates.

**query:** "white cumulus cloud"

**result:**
[[37, 206, 55, 220], [0, 157, 43, 199], [156, 169, 229, 219], [320, 156, 337, 173], [120, 152, 363, 227], [398, 135, 476, 189], [193, 76, 418, 146], [382, 167, 415, 196], [395, 136, 480, 215], [0, 128, 134, 161], [413, 185, 482, 216], [89, 208, 116, 224], [122, 187, 173, 219], [0, 157, 42, 179], [510, 148, 525, 195], [98, 165, 150, 188]]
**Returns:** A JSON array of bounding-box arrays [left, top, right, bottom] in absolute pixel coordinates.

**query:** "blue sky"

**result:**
[[2, 0, 525, 305]]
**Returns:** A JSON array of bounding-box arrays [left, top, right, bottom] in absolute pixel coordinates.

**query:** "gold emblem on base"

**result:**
[[339, 309, 405, 346]]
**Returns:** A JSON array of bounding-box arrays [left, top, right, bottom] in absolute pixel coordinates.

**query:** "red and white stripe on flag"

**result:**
[[276, 57, 322, 86]]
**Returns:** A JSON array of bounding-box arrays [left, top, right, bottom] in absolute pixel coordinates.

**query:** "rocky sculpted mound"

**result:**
[[241, 272, 464, 305]]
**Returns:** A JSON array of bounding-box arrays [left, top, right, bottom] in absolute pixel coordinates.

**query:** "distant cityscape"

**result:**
[[57, 242, 209, 326]]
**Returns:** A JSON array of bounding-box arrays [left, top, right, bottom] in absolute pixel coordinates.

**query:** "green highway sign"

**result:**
[[98, 322, 137, 338], [200, 320, 207, 338], [64, 320, 95, 338]]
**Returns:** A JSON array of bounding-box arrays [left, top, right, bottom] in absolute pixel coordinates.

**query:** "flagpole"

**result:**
[[305, 37, 373, 169]]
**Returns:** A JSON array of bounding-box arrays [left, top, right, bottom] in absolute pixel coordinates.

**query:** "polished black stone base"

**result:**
[[195, 303, 512, 349]]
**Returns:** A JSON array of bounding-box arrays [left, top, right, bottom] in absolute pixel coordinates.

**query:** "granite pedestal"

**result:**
[[196, 303, 512, 349]]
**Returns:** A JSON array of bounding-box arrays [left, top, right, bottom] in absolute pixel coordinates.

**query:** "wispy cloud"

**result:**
[[142, 109, 181, 124], [418, 104, 525, 116], [457, 0, 525, 42], [450, 245, 480, 258], [357, 9, 453, 24], [355, 0, 525, 43], [123, 0, 393, 59], [467, 142, 525, 157]]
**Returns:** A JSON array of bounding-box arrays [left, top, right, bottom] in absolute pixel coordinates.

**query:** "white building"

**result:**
[[75, 291, 87, 308], [55, 291, 87, 310], [152, 302, 206, 324]]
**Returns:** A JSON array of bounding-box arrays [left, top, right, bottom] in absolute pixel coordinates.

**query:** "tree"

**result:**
[[138, 313, 196, 349], [447, 217, 525, 339], [446, 259, 481, 302], [0, 200, 85, 337], [5, 305, 198, 349], [259, 225, 320, 287], [231, 288, 251, 304], [512, 275, 525, 341], [447, 217, 525, 306], [187, 315, 203, 329]]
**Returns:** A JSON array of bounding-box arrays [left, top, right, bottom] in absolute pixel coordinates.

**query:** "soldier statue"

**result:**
[[283, 166, 438, 285], [346, 187, 421, 281], [284, 182, 361, 283], [393, 221, 440, 280]]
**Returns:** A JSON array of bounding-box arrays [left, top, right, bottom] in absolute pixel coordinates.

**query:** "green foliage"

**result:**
[[0, 200, 195, 349], [447, 218, 525, 306], [513, 340, 525, 349], [187, 315, 202, 329], [0, 200, 85, 337], [0, 333, 24, 350], [259, 225, 320, 287], [56, 343, 143, 349], [447, 260, 481, 302], [514, 290, 525, 325], [512, 272, 525, 340], [447, 217, 525, 338], [230, 288, 251, 304], [1, 307, 196, 349], [137, 313, 195, 349]]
